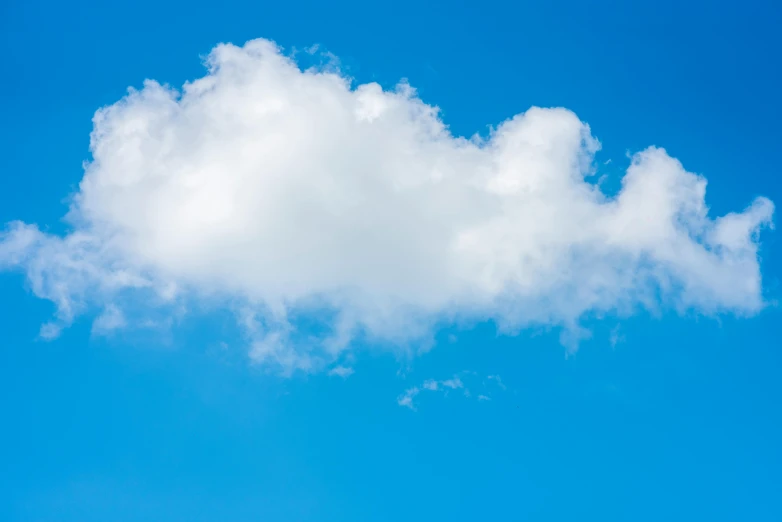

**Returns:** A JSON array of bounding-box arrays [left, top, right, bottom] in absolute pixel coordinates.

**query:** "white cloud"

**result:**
[[422, 379, 439, 391], [91, 305, 127, 336], [397, 387, 420, 410], [39, 322, 63, 341], [0, 38, 774, 373], [441, 377, 464, 390], [398, 373, 505, 410], [328, 366, 355, 378], [421, 376, 463, 393], [487, 375, 506, 390], [609, 325, 625, 348]]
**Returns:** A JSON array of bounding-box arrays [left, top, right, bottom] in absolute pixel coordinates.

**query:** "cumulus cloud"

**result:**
[[0, 38, 774, 373]]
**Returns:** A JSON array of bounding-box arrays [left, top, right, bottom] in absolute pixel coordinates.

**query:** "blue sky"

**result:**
[[1, 1, 781, 520]]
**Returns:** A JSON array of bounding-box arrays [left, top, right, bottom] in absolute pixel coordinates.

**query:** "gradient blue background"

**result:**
[[2, 1, 781, 520]]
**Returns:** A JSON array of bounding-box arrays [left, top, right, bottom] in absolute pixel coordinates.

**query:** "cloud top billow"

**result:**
[[0, 38, 774, 372]]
